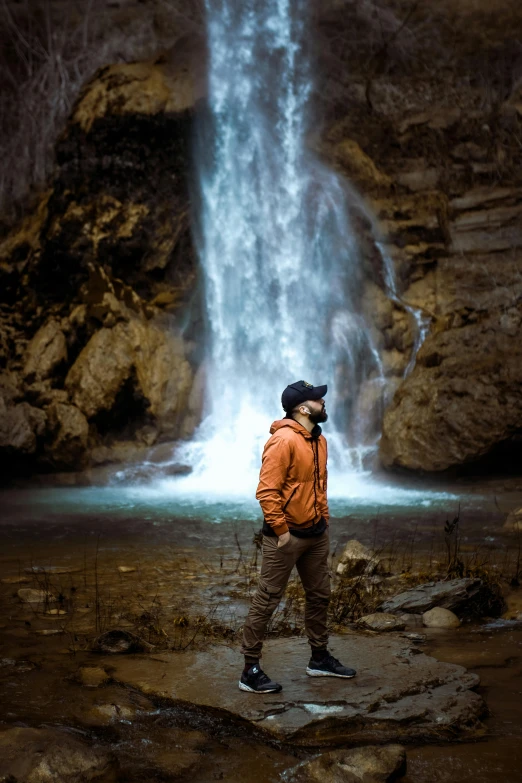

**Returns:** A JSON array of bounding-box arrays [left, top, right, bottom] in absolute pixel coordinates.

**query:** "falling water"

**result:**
[[168, 0, 425, 496]]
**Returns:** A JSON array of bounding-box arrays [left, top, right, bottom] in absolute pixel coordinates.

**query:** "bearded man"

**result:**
[[239, 380, 356, 693]]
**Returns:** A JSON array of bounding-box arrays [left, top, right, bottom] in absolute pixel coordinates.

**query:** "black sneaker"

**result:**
[[306, 653, 356, 679], [239, 664, 283, 693]]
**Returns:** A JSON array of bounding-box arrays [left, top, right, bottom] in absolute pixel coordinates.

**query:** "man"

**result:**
[[239, 380, 356, 693]]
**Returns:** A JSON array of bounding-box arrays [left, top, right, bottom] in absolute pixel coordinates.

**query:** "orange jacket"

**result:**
[[256, 418, 329, 537]]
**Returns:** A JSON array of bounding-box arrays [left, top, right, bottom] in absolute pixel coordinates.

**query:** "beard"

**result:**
[[310, 407, 328, 424]]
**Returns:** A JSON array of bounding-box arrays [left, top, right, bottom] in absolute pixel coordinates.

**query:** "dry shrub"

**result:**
[[0, 0, 203, 226]]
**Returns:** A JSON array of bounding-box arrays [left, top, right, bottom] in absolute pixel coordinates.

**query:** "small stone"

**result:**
[[423, 607, 461, 629], [25, 565, 81, 575], [117, 566, 137, 573], [357, 613, 406, 632], [34, 629, 64, 636], [504, 507, 522, 531], [78, 666, 109, 688], [77, 692, 155, 727], [91, 629, 153, 654], [402, 632, 427, 643], [46, 609, 67, 616], [18, 588, 54, 605], [87, 703, 135, 723]]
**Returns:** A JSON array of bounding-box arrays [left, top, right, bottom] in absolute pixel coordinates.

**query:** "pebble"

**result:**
[[17, 588, 54, 605], [402, 632, 427, 643], [78, 666, 109, 688], [117, 566, 137, 573], [35, 629, 64, 636], [24, 565, 81, 575]]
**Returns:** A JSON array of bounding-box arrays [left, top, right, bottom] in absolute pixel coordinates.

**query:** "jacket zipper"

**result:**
[[311, 439, 318, 521]]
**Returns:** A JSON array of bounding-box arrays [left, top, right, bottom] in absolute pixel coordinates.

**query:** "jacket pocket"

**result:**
[[284, 480, 315, 522], [283, 484, 299, 512]]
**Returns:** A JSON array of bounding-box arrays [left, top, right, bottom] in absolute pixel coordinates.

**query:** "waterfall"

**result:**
[[170, 0, 423, 496]]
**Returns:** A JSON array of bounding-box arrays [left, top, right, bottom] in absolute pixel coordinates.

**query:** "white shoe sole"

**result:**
[[238, 680, 282, 693], [306, 667, 356, 678]]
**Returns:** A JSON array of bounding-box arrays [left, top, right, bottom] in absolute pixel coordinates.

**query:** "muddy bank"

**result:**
[[2, 486, 522, 781]]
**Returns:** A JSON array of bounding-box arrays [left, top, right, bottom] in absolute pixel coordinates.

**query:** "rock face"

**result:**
[[314, 3, 522, 472], [2, 2, 522, 476], [380, 305, 522, 471], [106, 635, 485, 745], [287, 745, 406, 783], [0, 727, 113, 783], [380, 579, 483, 615], [0, 48, 204, 477]]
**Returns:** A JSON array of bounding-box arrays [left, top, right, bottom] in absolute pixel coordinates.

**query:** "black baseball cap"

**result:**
[[281, 380, 328, 412]]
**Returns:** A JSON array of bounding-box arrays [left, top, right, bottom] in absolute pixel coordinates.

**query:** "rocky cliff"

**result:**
[[0, 45, 206, 476], [313, 0, 522, 472], [1, 0, 522, 477]]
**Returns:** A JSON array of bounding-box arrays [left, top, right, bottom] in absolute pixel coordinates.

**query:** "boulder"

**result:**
[[0, 400, 46, 454], [65, 318, 192, 437], [46, 402, 90, 467], [65, 324, 134, 418], [380, 579, 483, 614], [336, 540, 380, 577], [0, 371, 22, 405], [357, 613, 406, 633], [287, 744, 406, 783], [423, 607, 461, 629], [0, 727, 113, 783], [23, 319, 67, 382], [380, 304, 522, 471]]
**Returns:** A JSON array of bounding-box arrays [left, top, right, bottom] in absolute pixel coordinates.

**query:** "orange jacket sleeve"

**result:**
[[255, 435, 291, 537]]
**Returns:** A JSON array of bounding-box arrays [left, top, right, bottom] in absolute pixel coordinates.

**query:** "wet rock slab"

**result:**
[[107, 634, 484, 745], [380, 578, 483, 614]]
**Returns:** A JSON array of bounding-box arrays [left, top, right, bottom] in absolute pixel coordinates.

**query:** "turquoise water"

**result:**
[[0, 475, 473, 525]]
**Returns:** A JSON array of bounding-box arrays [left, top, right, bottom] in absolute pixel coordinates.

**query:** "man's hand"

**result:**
[[277, 531, 291, 548]]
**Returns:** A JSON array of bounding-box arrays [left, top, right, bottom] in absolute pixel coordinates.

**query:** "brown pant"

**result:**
[[241, 530, 330, 659]]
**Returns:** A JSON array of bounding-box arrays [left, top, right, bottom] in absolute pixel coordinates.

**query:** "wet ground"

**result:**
[[1, 474, 522, 781]]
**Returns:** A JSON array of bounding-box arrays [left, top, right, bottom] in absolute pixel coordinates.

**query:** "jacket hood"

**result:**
[[269, 418, 322, 439]]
